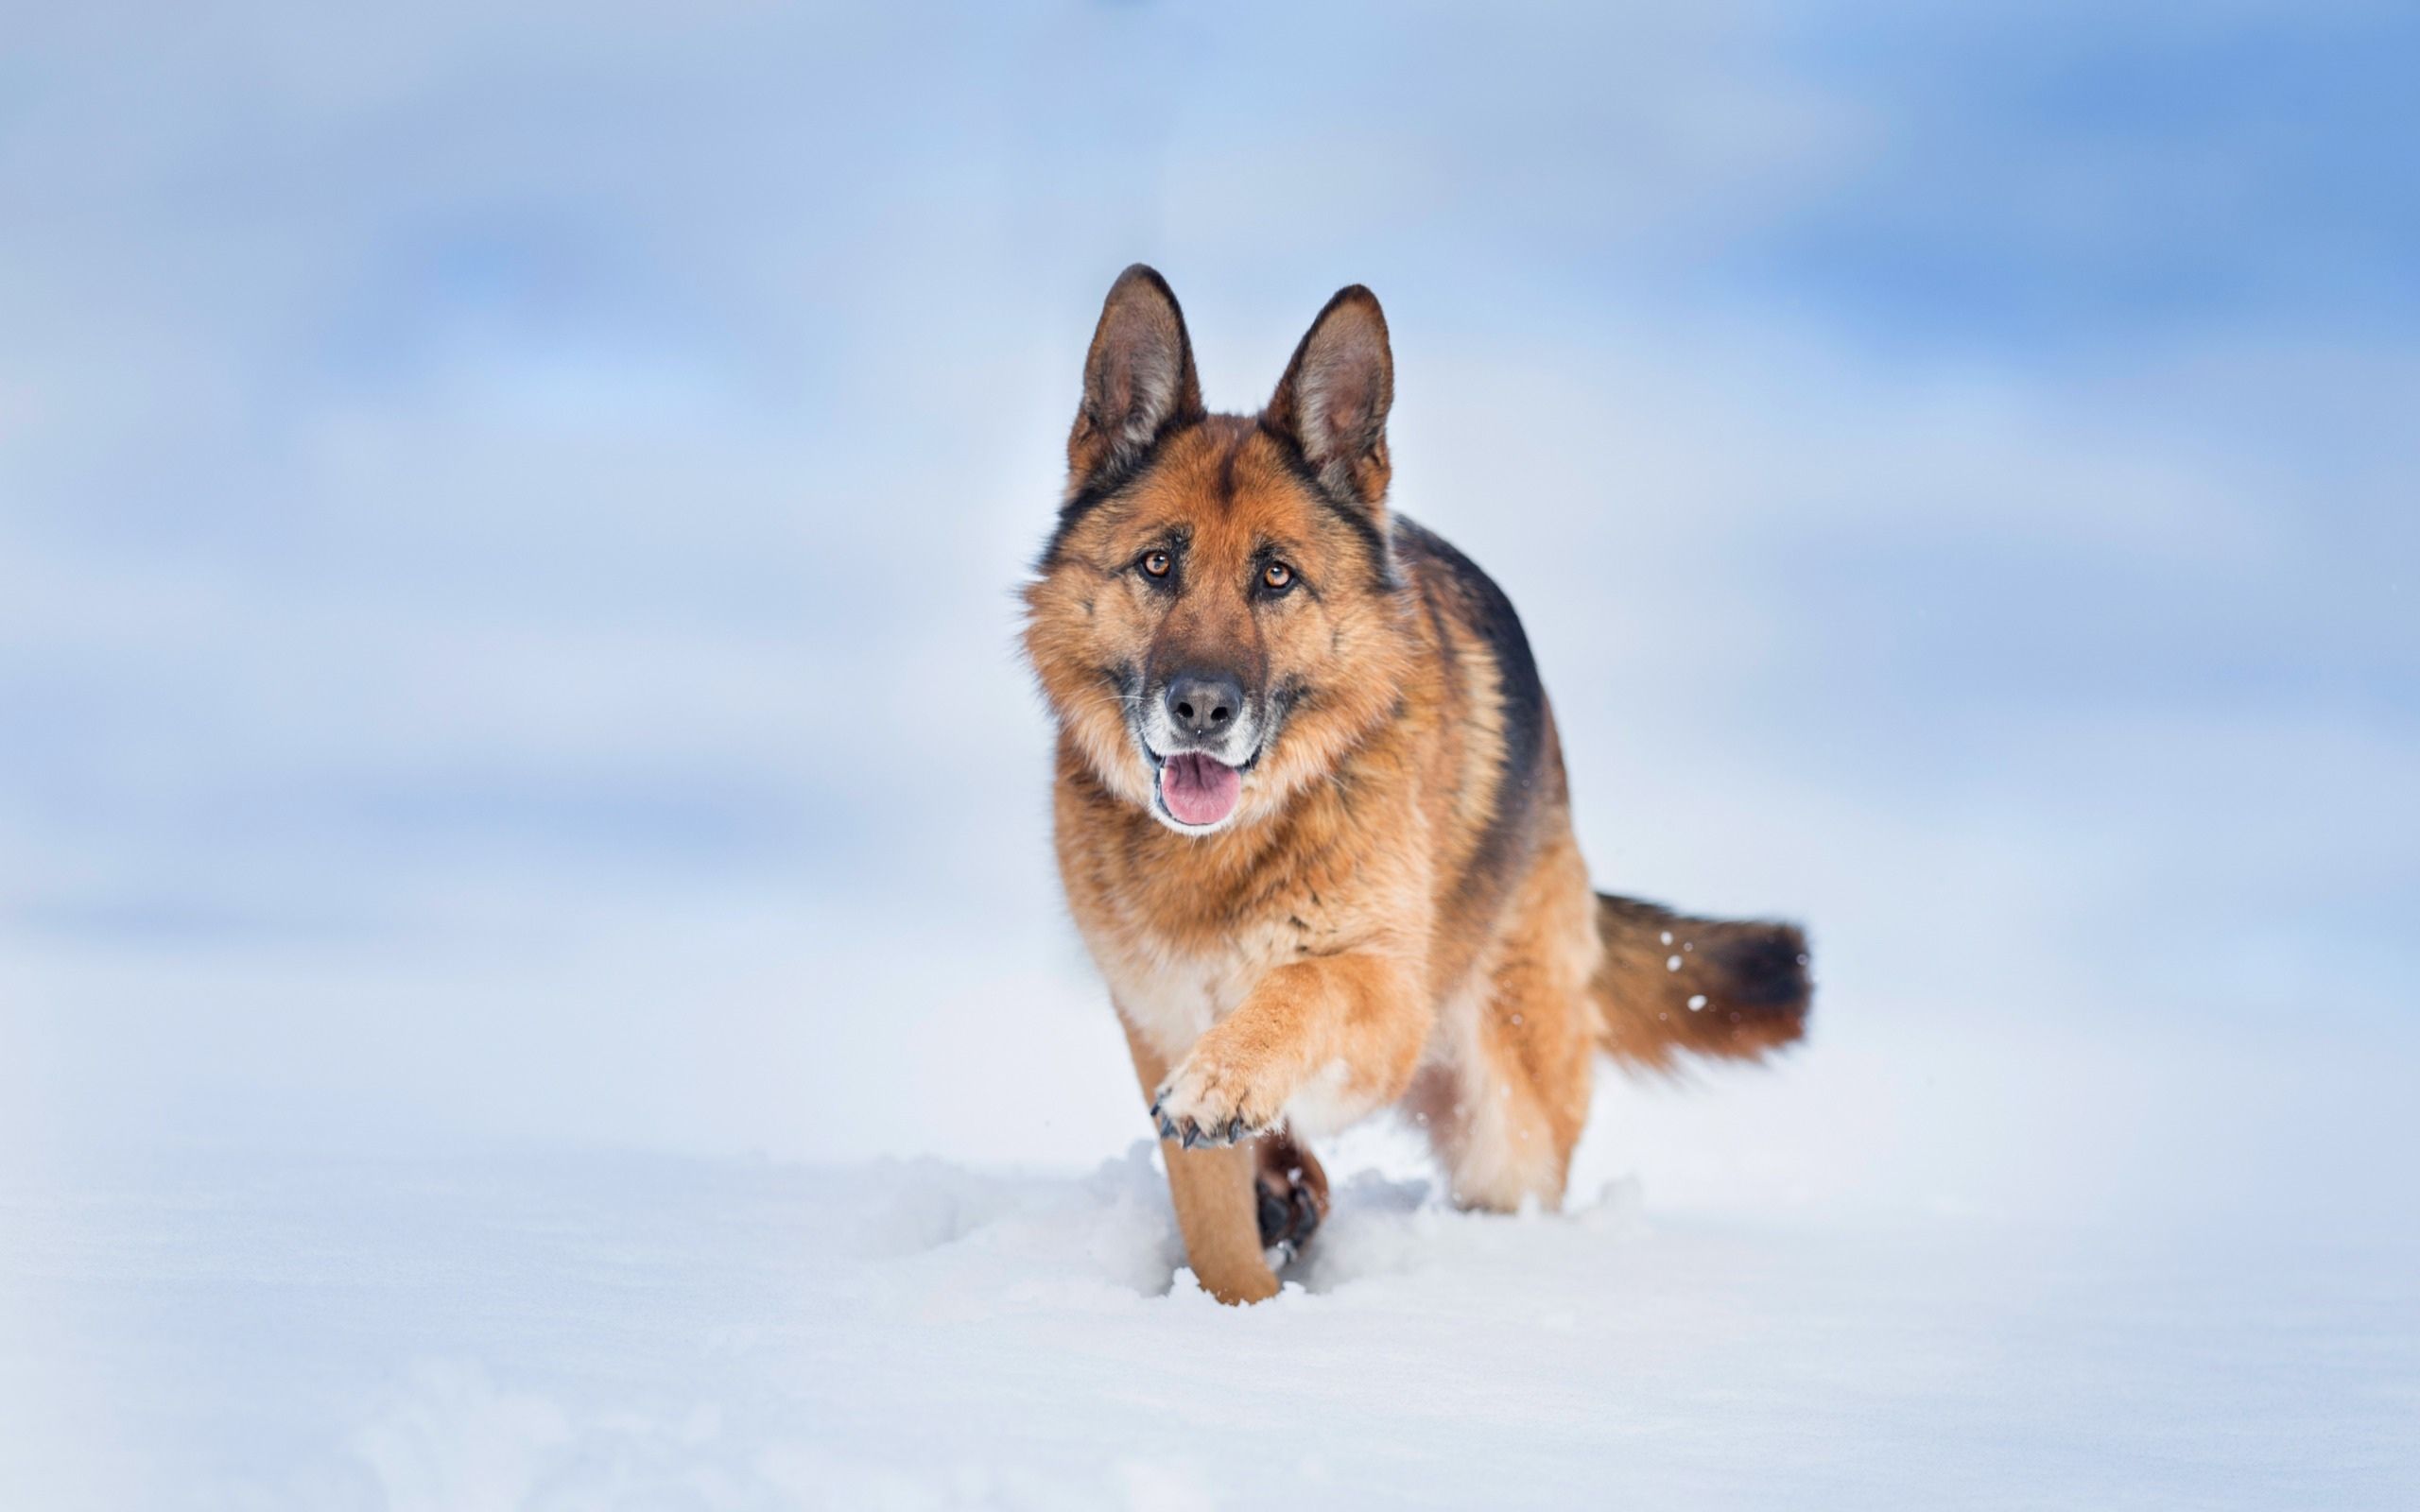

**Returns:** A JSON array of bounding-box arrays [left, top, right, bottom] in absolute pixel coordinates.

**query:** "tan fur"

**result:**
[[1024, 267, 1810, 1302], [1115, 1011, 1280, 1303]]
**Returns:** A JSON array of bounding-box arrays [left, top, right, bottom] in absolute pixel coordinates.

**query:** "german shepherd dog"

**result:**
[[1023, 266, 1811, 1303]]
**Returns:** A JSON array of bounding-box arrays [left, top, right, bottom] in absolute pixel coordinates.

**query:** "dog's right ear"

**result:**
[[1067, 265, 1202, 493]]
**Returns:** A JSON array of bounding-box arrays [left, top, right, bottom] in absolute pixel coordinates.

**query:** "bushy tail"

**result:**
[[1591, 893, 1811, 1071]]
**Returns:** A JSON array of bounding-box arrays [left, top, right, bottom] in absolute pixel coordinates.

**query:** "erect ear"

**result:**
[[1067, 264, 1202, 491], [1266, 284, 1393, 507]]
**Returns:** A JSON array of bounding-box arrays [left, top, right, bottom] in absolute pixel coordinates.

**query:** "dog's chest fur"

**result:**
[[1081, 916, 1295, 1066]]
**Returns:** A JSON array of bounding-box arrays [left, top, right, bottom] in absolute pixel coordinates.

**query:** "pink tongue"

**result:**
[[1161, 753, 1242, 827]]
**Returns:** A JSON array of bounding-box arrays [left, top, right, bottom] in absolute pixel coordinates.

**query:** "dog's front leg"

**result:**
[[1116, 1010, 1278, 1304], [1150, 954, 1426, 1150]]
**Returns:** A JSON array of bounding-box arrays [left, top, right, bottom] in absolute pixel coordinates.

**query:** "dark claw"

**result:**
[[1225, 1116, 1247, 1143], [1157, 1114, 1178, 1141], [1289, 1186, 1322, 1246], [1256, 1182, 1289, 1248], [1252, 1169, 1324, 1257], [1181, 1125, 1201, 1149]]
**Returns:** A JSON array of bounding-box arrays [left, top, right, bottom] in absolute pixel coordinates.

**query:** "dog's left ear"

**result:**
[[1068, 265, 1203, 492], [1267, 285, 1393, 507]]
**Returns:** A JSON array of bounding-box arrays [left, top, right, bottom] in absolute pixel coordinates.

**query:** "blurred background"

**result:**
[[3, 0, 2415, 1225]]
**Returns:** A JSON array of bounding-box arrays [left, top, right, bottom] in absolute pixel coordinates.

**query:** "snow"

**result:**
[[7, 1053, 2416, 1511]]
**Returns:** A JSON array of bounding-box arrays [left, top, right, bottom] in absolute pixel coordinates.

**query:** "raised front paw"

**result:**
[[1150, 1046, 1286, 1149]]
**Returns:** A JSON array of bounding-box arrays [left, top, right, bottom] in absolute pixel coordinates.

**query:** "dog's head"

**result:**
[[1023, 266, 1413, 835]]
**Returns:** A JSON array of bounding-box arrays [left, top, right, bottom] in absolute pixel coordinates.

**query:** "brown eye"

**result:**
[[1142, 550, 1171, 578], [1262, 561, 1293, 591]]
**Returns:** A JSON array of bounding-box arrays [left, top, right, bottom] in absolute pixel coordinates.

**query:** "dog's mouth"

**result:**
[[1158, 752, 1240, 827], [1146, 747, 1255, 830]]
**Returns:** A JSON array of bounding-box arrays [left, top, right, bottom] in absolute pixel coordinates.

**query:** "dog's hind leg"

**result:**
[[1414, 832, 1600, 1212]]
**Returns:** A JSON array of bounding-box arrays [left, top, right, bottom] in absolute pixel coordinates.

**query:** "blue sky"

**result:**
[[1, 1, 2412, 1176], [1752, 6, 2420, 344]]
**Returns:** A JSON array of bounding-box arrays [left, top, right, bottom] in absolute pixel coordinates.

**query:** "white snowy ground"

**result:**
[[5, 1014, 2416, 1511]]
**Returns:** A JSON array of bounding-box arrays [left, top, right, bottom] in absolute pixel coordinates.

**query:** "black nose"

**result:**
[[1164, 671, 1244, 739]]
